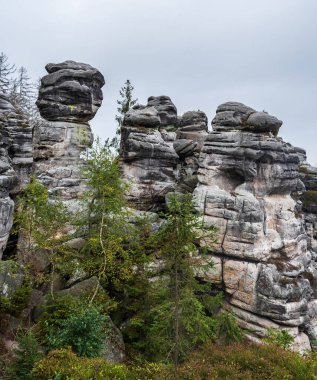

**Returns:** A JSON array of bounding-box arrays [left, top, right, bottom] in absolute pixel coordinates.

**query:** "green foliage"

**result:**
[[79, 139, 149, 298], [264, 328, 295, 350], [302, 190, 317, 209], [299, 165, 309, 174], [159, 342, 317, 380], [31, 342, 317, 380], [0, 277, 31, 317], [45, 303, 107, 357], [215, 311, 244, 344], [143, 193, 218, 364], [31, 347, 164, 380], [112, 79, 138, 150], [15, 177, 70, 274], [6, 329, 42, 380], [37, 296, 82, 343]]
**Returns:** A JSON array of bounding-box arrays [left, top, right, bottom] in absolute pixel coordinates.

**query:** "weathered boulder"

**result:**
[[177, 110, 208, 147], [36, 60, 105, 122], [147, 95, 178, 127], [212, 101, 282, 135]]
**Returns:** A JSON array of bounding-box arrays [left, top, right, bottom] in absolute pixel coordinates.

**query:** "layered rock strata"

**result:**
[[193, 102, 315, 349], [121, 97, 179, 210], [121, 98, 317, 350], [0, 94, 33, 258], [121, 95, 211, 209], [34, 60, 105, 212]]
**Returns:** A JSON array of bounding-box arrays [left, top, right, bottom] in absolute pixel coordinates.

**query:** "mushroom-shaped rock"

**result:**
[[147, 96, 178, 126], [36, 60, 105, 122], [123, 107, 160, 128], [212, 102, 282, 134]]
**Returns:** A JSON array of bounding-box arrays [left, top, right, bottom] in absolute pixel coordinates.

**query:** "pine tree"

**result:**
[[6, 329, 42, 380], [145, 193, 219, 365], [112, 79, 138, 150], [0, 52, 16, 94]]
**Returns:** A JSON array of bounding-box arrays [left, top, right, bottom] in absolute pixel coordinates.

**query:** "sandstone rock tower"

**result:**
[[35, 60, 105, 210], [121, 99, 317, 351]]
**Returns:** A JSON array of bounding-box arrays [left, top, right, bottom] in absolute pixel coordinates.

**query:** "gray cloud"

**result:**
[[1, 0, 316, 163]]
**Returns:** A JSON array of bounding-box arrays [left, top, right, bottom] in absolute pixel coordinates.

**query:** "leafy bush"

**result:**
[[31, 347, 164, 380], [6, 329, 42, 380], [158, 342, 317, 380], [46, 304, 107, 357]]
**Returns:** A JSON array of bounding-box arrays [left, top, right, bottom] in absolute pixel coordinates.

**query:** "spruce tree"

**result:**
[[145, 193, 219, 365], [112, 79, 138, 151]]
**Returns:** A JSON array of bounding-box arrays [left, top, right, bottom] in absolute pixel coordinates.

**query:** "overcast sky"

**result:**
[[1, 0, 316, 163]]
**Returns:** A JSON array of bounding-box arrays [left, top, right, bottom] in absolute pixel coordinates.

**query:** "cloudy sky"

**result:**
[[2, 0, 316, 163]]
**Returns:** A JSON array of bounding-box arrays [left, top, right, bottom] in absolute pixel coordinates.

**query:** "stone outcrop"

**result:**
[[121, 99, 317, 351], [36, 60, 105, 123], [34, 60, 105, 212], [192, 102, 315, 348], [121, 97, 179, 210], [1, 59, 317, 354], [121, 95, 211, 209], [0, 94, 33, 258]]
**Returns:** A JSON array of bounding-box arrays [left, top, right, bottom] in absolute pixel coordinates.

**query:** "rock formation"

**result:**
[[1, 58, 317, 354], [0, 94, 33, 258], [192, 102, 315, 350], [121, 96, 210, 209], [121, 99, 317, 351], [34, 60, 105, 212], [120, 96, 179, 210]]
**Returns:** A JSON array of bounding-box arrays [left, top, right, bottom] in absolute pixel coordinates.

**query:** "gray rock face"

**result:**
[[121, 98, 179, 210], [0, 94, 33, 257], [34, 61, 104, 213], [122, 99, 317, 350], [36, 60, 105, 123], [121, 101, 212, 208], [147, 95, 178, 126], [193, 102, 316, 346], [177, 110, 208, 148], [299, 163, 317, 271], [212, 102, 282, 135]]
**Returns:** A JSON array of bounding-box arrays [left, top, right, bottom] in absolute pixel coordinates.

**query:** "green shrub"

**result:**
[[6, 329, 42, 380], [264, 328, 294, 350], [31, 347, 164, 380], [0, 278, 31, 317], [46, 304, 107, 357], [302, 190, 317, 207], [158, 342, 317, 380], [216, 311, 244, 344]]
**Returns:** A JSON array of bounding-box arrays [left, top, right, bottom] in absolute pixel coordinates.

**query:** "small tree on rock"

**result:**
[[112, 79, 138, 151]]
